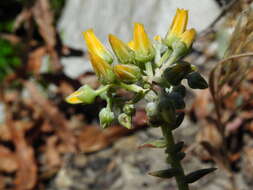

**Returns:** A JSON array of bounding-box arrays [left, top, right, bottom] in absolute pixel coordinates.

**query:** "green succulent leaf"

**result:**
[[148, 168, 180, 178], [186, 72, 208, 89], [184, 168, 217, 184]]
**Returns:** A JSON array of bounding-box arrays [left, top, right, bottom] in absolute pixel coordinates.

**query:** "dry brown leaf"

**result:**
[[45, 136, 61, 169], [226, 117, 243, 132], [196, 122, 223, 151], [24, 81, 76, 152], [0, 145, 18, 173], [13, 8, 32, 31], [27, 47, 47, 75], [32, 0, 61, 71], [191, 89, 211, 119], [32, 0, 56, 48], [7, 115, 37, 190], [242, 146, 253, 184], [78, 111, 147, 153]]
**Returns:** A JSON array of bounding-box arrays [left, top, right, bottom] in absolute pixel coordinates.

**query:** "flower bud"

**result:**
[[65, 85, 97, 104], [118, 113, 132, 129], [131, 23, 155, 63], [113, 64, 141, 83], [83, 29, 113, 63], [108, 34, 135, 64], [146, 102, 163, 127], [99, 107, 115, 128], [165, 9, 188, 47], [180, 29, 196, 48], [89, 52, 115, 84], [123, 104, 135, 115]]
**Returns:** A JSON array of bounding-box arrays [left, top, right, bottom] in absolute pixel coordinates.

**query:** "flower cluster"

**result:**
[[65, 9, 207, 129]]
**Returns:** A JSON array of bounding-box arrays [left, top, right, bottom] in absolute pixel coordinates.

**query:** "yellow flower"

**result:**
[[83, 29, 113, 63], [165, 9, 189, 47], [180, 28, 196, 48], [65, 85, 98, 104], [130, 23, 155, 62], [113, 64, 141, 83], [108, 34, 135, 64], [89, 52, 115, 84]]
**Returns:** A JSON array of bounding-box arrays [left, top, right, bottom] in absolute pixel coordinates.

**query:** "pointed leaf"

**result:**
[[148, 168, 180, 178], [175, 152, 186, 161], [186, 72, 208, 89], [184, 168, 217, 184]]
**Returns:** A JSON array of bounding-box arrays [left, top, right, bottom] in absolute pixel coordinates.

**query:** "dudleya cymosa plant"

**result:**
[[65, 9, 215, 190]]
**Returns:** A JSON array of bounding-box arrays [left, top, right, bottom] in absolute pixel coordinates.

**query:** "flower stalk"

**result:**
[[161, 125, 189, 190]]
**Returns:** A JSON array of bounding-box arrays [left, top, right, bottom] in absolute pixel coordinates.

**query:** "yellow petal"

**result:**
[[132, 23, 155, 62], [83, 29, 113, 63], [180, 28, 196, 48], [114, 64, 140, 83], [128, 40, 135, 50], [153, 35, 162, 42], [65, 90, 83, 104], [89, 52, 111, 78], [170, 9, 188, 37], [134, 23, 152, 53], [109, 34, 134, 64]]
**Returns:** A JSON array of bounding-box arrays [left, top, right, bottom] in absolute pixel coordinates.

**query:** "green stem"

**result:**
[[119, 83, 145, 93], [145, 61, 154, 77], [159, 55, 177, 75], [157, 49, 172, 67], [161, 125, 189, 190], [96, 85, 111, 95]]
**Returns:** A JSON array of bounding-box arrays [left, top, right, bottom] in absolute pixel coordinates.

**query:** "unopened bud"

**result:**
[[132, 23, 155, 63], [123, 104, 135, 115], [165, 9, 188, 48], [83, 29, 113, 63], [118, 113, 132, 129], [114, 64, 141, 83], [146, 102, 163, 127], [99, 107, 115, 128], [109, 34, 135, 64], [65, 85, 97, 104]]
